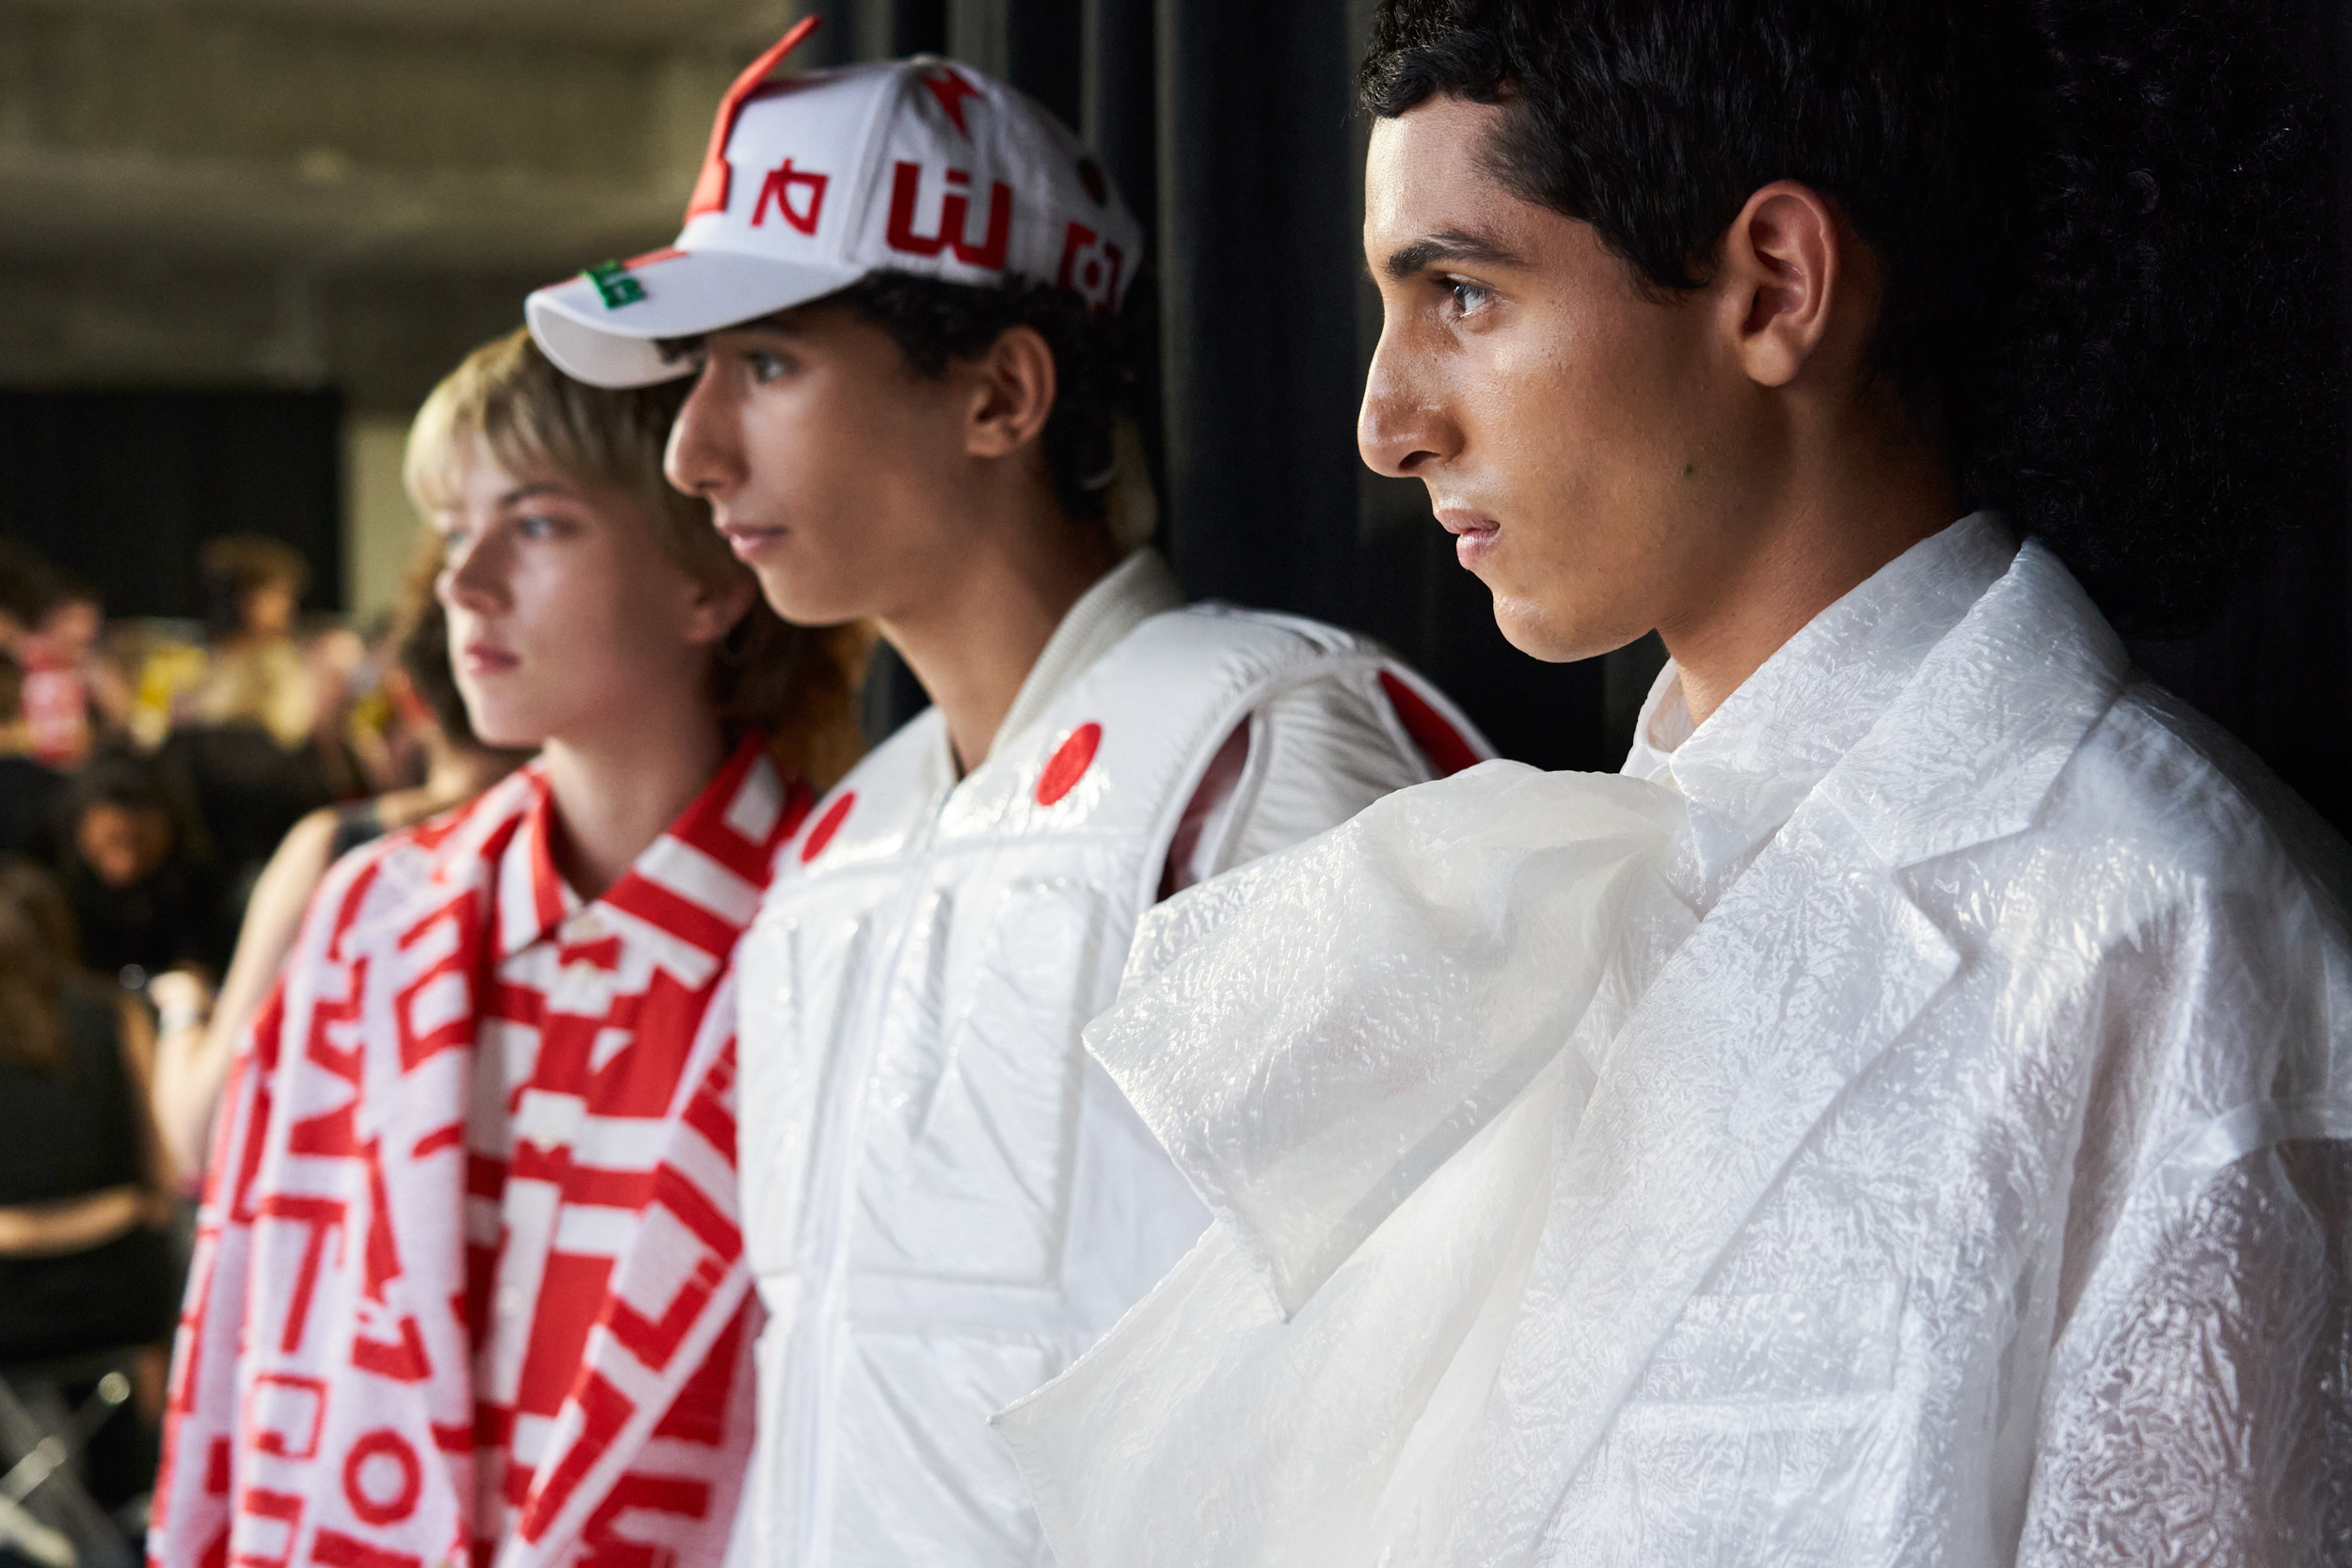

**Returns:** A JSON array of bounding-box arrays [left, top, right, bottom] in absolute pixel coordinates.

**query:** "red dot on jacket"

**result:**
[[1036, 722, 1103, 806]]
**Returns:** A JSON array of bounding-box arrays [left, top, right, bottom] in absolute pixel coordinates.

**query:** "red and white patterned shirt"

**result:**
[[155, 736, 809, 1568]]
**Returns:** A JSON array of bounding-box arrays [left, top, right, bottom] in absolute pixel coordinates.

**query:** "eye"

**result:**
[[745, 348, 796, 385], [1441, 276, 1494, 320], [516, 513, 558, 540]]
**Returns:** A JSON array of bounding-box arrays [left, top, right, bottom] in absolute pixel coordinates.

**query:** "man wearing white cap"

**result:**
[[528, 25, 1489, 1566]]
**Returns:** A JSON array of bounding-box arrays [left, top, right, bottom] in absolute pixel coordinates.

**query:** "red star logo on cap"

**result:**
[[922, 65, 982, 138]]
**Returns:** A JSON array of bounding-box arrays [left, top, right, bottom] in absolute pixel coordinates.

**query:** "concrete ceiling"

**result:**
[[9, 0, 795, 50], [0, 0, 796, 404]]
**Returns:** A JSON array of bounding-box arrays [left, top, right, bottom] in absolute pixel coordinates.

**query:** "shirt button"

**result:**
[[497, 1287, 524, 1319]]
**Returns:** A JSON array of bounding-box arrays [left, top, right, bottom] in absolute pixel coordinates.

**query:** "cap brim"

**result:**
[[526, 247, 867, 388]]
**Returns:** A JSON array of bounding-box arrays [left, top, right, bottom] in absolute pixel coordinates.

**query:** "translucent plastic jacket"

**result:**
[[727, 555, 1486, 1568], [998, 519, 2352, 1567]]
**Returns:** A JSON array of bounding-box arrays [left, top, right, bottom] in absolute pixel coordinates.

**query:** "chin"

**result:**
[[755, 576, 862, 630], [1490, 593, 1641, 665]]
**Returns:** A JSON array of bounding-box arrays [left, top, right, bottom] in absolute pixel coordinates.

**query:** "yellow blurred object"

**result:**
[[131, 641, 209, 750]]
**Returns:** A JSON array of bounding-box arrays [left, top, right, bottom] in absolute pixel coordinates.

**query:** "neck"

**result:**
[[420, 736, 513, 803], [1659, 412, 1955, 727], [540, 702, 728, 900], [880, 494, 1114, 773]]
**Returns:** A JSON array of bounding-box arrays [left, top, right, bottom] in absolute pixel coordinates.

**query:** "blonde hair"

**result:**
[[405, 328, 865, 789]]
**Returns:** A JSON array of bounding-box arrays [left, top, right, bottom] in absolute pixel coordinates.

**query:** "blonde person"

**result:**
[[147, 563, 537, 1188], [152, 329, 863, 1568]]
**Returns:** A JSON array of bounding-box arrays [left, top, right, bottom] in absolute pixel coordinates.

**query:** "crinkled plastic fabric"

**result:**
[[995, 764, 1688, 1566], [1104, 762, 1690, 1317], [996, 538, 2352, 1568]]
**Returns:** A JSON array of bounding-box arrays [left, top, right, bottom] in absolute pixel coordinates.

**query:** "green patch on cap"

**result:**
[[585, 260, 646, 309]]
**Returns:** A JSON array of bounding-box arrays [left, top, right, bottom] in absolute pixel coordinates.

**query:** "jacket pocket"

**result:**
[[1566, 1280, 1909, 1564]]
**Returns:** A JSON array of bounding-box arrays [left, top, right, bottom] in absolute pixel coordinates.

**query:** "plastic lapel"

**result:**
[[1453, 796, 1961, 1566], [1454, 541, 2130, 1566]]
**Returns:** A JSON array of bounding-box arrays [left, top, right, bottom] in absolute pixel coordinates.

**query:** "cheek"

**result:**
[[752, 380, 908, 502], [747, 381, 961, 595], [1459, 313, 1720, 660], [496, 554, 682, 718]]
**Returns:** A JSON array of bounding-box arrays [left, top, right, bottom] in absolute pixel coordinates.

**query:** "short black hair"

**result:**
[[1361, 0, 2343, 636], [68, 744, 182, 823], [834, 273, 1131, 525]]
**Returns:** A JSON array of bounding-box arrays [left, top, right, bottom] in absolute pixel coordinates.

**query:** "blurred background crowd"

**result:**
[[4, 531, 434, 984], [0, 527, 533, 1568]]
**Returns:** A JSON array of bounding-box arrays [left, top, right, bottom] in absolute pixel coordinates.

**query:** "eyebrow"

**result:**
[[496, 482, 567, 507], [1382, 228, 1527, 282]]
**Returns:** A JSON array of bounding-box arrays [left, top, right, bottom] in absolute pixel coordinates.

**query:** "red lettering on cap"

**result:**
[[885, 163, 1012, 268], [1037, 722, 1103, 806], [686, 16, 822, 221], [754, 158, 829, 234], [800, 791, 855, 863], [1378, 671, 1481, 777], [1057, 221, 1126, 313], [921, 65, 983, 138]]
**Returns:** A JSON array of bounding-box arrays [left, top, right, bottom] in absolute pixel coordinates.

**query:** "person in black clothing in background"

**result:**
[[0, 859, 180, 1534], [54, 749, 226, 987]]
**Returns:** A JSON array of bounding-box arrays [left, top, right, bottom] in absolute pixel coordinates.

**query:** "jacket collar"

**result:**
[[1820, 540, 2129, 868], [986, 547, 1183, 765], [345, 732, 790, 971], [490, 730, 787, 963], [1626, 512, 2020, 886]]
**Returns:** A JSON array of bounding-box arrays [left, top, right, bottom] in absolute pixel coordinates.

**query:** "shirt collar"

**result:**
[[985, 547, 1184, 764], [1623, 513, 2018, 882], [492, 730, 789, 963]]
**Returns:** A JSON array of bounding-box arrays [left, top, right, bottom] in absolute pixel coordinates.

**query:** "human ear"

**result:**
[[1717, 182, 1841, 388], [963, 325, 1058, 459], [680, 567, 759, 649]]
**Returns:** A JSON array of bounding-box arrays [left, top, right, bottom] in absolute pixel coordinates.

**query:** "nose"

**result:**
[[1358, 325, 1456, 480], [665, 361, 743, 500], [437, 524, 511, 616]]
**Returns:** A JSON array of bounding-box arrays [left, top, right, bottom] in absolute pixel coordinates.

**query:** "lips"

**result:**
[[1435, 506, 1501, 568], [717, 522, 787, 561], [460, 641, 519, 675]]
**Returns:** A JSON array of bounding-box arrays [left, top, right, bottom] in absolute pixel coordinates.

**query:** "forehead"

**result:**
[[437, 438, 573, 510], [1364, 95, 1525, 246]]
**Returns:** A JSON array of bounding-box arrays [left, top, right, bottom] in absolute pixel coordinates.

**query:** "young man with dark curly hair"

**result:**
[[993, 3, 2352, 1565], [526, 30, 1487, 1566]]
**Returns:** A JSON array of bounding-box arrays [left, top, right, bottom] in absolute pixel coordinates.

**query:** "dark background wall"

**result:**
[[0, 389, 344, 619]]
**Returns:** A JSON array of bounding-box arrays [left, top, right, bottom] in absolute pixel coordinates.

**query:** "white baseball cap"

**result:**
[[527, 22, 1143, 389]]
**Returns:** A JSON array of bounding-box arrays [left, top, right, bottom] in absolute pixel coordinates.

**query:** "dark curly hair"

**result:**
[[834, 272, 1133, 525], [1360, 0, 2343, 635]]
